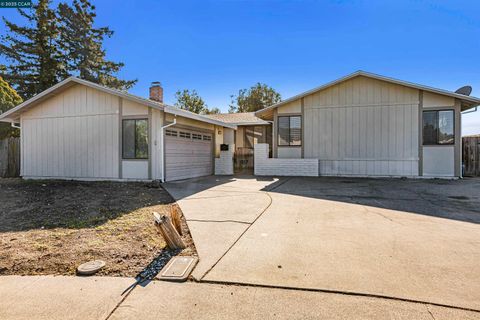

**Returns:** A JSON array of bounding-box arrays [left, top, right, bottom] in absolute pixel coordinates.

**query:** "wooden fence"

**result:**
[[0, 137, 20, 177], [463, 135, 480, 177]]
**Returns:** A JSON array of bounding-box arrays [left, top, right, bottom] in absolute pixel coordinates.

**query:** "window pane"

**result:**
[[438, 110, 454, 145], [290, 116, 302, 146], [122, 120, 135, 158], [135, 119, 148, 158], [422, 111, 437, 145], [278, 117, 290, 146]]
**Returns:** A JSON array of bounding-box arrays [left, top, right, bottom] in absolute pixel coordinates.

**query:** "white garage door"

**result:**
[[165, 128, 213, 181]]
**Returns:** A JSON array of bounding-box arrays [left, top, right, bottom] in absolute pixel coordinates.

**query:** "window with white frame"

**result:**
[[165, 129, 178, 137], [179, 131, 191, 139]]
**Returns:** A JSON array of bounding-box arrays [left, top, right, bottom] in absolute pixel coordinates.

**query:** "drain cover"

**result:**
[[77, 260, 106, 275], [157, 256, 198, 282]]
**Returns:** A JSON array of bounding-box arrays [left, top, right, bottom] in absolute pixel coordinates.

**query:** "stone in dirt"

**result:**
[[77, 260, 106, 276]]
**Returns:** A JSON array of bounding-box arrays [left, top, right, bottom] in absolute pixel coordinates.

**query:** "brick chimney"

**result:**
[[149, 81, 163, 103]]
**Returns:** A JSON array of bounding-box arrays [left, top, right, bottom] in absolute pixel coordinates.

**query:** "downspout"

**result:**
[[11, 122, 21, 129], [160, 116, 176, 182], [462, 106, 478, 114]]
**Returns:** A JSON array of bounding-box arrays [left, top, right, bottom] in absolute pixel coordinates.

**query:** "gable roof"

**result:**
[[204, 112, 270, 125], [256, 71, 480, 117], [0, 77, 237, 129]]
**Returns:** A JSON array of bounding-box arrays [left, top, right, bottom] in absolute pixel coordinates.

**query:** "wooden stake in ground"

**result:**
[[153, 212, 186, 250], [170, 205, 183, 236]]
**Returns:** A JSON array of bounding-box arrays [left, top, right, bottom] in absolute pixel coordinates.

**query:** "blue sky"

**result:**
[[1, 0, 480, 135]]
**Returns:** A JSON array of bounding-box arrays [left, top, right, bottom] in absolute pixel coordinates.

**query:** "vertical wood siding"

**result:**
[[21, 84, 120, 179], [303, 76, 420, 176]]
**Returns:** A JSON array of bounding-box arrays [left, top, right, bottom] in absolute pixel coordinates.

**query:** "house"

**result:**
[[1, 71, 478, 181], [204, 112, 271, 173], [0, 77, 236, 182], [254, 71, 480, 178]]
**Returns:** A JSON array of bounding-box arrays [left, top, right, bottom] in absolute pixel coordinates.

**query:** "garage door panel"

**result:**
[[165, 128, 213, 181]]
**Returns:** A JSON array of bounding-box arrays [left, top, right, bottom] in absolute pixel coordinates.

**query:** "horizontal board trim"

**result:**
[[306, 102, 419, 109]]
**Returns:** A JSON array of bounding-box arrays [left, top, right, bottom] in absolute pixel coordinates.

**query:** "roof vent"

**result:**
[[455, 85, 472, 96]]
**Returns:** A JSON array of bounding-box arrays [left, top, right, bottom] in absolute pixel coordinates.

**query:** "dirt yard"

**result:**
[[0, 179, 196, 277]]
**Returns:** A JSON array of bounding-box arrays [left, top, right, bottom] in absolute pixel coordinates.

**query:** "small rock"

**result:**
[[77, 260, 106, 276]]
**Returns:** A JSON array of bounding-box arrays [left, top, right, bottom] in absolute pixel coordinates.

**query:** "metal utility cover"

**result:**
[[157, 256, 198, 282]]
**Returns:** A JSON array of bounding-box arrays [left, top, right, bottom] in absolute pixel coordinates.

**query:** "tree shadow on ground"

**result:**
[[263, 176, 480, 225], [0, 179, 175, 232]]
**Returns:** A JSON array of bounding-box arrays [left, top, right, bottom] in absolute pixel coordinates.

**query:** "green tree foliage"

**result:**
[[229, 83, 281, 113], [0, 0, 65, 99], [0, 76, 23, 138], [174, 89, 220, 115], [175, 89, 207, 114], [57, 0, 136, 90], [0, 0, 135, 100], [205, 107, 221, 114]]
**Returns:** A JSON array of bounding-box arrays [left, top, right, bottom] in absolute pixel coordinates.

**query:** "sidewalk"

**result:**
[[1, 276, 478, 320]]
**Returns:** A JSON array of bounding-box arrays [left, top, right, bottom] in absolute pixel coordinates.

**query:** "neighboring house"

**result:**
[[0, 77, 236, 182], [205, 112, 271, 172], [255, 71, 480, 178]]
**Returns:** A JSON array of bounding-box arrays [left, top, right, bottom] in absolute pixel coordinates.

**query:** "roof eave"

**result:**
[[256, 70, 480, 115], [163, 106, 237, 129], [0, 77, 166, 121], [232, 121, 271, 126]]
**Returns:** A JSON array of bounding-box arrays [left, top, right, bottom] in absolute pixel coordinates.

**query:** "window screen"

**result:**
[[422, 110, 454, 145], [122, 119, 148, 159], [278, 116, 302, 146], [438, 110, 454, 144]]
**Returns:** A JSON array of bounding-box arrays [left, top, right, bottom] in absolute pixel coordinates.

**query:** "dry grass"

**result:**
[[0, 179, 195, 276]]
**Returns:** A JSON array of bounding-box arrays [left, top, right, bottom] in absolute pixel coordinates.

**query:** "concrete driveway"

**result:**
[[163, 176, 480, 311]]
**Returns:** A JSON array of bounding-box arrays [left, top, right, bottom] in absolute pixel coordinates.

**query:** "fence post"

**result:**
[[0, 137, 20, 178]]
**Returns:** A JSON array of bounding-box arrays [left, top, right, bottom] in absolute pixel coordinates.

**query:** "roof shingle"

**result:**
[[204, 112, 269, 125]]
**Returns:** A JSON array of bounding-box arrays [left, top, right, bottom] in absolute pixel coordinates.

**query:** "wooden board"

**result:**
[[463, 136, 480, 176]]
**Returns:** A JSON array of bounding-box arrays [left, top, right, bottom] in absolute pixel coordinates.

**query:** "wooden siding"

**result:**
[[303, 76, 420, 176], [278, 99, 302, 114], [21, 84, 120, 179], [0, 137, 20, 177], [463, 136, 480, 176]]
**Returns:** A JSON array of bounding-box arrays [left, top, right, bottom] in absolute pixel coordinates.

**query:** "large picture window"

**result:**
[[422, 110, 454, 145], [278, 115, 302, 146], [122, 119, 148, 159]]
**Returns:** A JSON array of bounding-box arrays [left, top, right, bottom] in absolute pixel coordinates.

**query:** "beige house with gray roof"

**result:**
[[1, 70, 478, 180], [0, 77, 236, 182], [255, 71, 480, 178]]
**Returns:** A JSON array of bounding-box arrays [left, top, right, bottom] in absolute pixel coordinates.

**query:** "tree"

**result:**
[[0, 0, 65, 99], [57, 0, 136, 90], [0, 76, 23, 138], [174, 89, 208, 114], [229, 83, 281, 113], [205, 107, 221, 114]]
